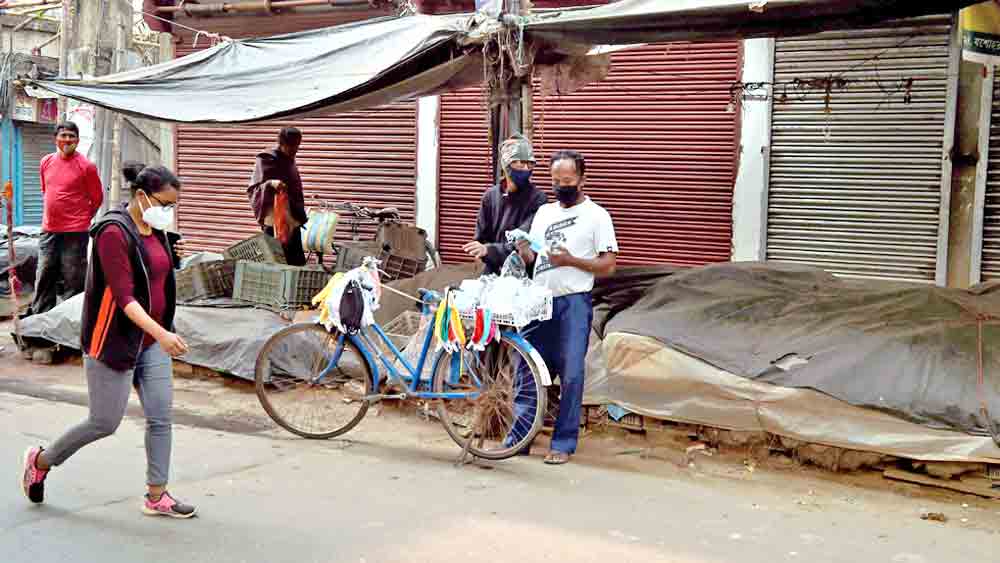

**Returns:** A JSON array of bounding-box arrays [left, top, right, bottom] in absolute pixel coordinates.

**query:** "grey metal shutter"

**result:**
[[766, 15, 958, 284], [980, 70, 1000, 282], [19, 122, 52, 227]]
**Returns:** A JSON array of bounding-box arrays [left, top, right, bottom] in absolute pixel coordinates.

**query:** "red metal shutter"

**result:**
[[172, 18, 416, 254], [437, 42, 742, 266], [436, 87, 494, 262]]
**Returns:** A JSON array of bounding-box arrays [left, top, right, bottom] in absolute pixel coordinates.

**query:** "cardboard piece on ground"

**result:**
[[376, 262, 483, 325]]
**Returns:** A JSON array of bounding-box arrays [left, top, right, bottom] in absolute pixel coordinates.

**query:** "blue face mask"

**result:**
[[507, 168, 533, 191]]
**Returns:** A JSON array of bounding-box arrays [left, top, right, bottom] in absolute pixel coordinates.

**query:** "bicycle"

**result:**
[[253, 269, 551, 460], [309, 199, 440, 276]]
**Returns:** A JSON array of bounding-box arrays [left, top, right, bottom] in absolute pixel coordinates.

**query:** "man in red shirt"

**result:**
[[28, 121, 103, 317]]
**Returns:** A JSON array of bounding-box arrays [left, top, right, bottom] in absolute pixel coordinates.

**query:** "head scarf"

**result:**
[[499, 134, 535, 174]]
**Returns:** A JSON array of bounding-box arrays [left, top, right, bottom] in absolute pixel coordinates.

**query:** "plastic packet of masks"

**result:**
[[482, 276, 524, 315], [318, 265, 381, 334], [500, 252, 529, 279]]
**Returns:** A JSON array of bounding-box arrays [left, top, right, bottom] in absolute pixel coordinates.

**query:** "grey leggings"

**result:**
[[46, 344, 174, 486]]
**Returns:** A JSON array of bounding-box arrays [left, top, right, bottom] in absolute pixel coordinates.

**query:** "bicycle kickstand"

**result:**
[[454, 407, 488, 468], [455, 435, 476, 467]]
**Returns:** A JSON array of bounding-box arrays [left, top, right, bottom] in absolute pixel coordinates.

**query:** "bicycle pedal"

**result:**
[[364, 393, 406, 404]]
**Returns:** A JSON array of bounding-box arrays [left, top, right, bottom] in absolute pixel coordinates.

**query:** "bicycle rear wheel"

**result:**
[[255, 323, 372, 439], [431, 335, 547, 460]]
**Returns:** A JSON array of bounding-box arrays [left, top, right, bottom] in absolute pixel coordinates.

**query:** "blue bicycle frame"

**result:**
[[313, 311, 547, 401]]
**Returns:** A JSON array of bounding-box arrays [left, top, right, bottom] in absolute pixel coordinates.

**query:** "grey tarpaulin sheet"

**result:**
[[591, 265, 684, 339], [17, 294, 289, 380], [1, 231, 40, 295], [604, 262, 1000, 442], [597, 332, 1000, 463], [30, 15, 479, 123], [524, 0, 980, 48]]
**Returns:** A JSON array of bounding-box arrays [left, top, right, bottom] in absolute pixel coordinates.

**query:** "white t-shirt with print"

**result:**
[[529, 197, 618, 297]]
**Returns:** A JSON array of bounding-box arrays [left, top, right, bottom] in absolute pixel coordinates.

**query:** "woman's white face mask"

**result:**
[[140, 192, 174, 231]]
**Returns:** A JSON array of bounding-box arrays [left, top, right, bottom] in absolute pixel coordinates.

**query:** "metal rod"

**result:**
[[57, 0, 70, 116], [33, 28, 57, 51], [8, 4, 59, 18], [155, 0, 372, 16], [0, 0, 60, 9], [3, 179, 22, 340], [108, 19, 125, 206], [520, 81, 533, 141], [11, 9, 45, 33]]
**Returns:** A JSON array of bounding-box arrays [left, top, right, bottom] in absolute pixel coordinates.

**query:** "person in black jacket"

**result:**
[[462, 135, 547, 275], [20, 163, 197, 519], [247, 127, 308, 266]]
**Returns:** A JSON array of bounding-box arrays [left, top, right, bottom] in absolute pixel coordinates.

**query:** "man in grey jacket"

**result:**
[[462, 135, 548, 274]]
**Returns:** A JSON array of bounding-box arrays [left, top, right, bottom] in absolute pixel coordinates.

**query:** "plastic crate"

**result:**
[[376, 223, 427, 260], [233, 261, 331, 309], [378, 250, 424, 281], [288, 267, 331, 307], [989, 464, 1000, 481], [223, 234, 286, 264], [334, 241, 382, 272], [176, 259, 237, 302]]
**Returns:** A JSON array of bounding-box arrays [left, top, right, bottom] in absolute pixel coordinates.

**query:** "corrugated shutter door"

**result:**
[[437, 87, 493, 262], [982, 73, 1000, 281], [174, 21, 416, 254], [438, 42, 741, 266], [766, 16, 956, 283], [176, 109, 416, 253], [19, 123, 51, 226]]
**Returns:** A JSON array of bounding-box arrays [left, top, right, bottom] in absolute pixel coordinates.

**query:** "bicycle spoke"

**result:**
[[256, 324, 372, 439], [433, 336, 546, 459]]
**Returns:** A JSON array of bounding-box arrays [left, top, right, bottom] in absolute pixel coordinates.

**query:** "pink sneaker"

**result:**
[[21, 447, 48, 504], [142, 491, 197, 519]]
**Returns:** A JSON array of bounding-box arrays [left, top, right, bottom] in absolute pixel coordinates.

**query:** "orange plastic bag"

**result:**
[[273, 190, 290, 245]]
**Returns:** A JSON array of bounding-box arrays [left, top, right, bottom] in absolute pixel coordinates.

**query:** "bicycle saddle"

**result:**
[[373, 207, 400, 220]]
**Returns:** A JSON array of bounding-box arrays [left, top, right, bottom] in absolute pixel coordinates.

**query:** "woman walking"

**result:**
[[20, 162, 196, 519]]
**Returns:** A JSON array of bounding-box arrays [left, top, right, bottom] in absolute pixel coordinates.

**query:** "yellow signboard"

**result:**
[[962, 1, 1000, 65]]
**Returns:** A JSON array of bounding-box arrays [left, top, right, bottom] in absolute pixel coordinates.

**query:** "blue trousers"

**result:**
[[513, 292, 593, 454]]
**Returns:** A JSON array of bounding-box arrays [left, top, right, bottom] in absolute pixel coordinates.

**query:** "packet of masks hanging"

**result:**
[[505, 229, 546, 253], [312, 264, 381, 334], [448, 274, 552, 328]]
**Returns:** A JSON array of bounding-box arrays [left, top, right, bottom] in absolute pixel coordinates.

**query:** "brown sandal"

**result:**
[[544, 451, 571, 465]]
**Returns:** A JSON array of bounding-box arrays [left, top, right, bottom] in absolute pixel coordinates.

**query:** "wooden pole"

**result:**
[[107, 15, 124, 206]]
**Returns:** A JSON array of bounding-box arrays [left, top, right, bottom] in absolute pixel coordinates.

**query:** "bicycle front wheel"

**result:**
[[255, 323, 372, 439], [431, 335, 547, 460]]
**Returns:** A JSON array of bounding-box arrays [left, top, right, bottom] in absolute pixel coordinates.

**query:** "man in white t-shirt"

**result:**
[[514, 150, 618, 465]]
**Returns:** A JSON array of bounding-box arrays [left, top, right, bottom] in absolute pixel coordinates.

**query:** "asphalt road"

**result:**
[[2, 386, 998, 563]]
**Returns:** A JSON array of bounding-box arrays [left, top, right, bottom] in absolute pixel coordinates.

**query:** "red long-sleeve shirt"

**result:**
[[40, 151, 103, 232], [97, 225, 171, 348]]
